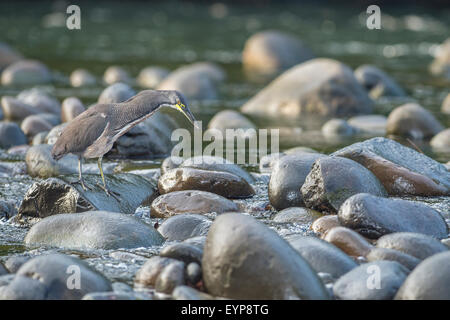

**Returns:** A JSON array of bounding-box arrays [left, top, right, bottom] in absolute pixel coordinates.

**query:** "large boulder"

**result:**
[[354, 65, 406, 98], [301, 156, 386, 213], [429, 38, 450, 79], [241, 58, 373, 118], [1, 60, 51, 86], [16, 173, 157, 224], [268, 153, 325, 210], [202, 213, 329, 299], [24, 211, 164, 249], [158, 62, 225, 101], [339, 193, 448, 239], [0, 254, 111, 300], [242, 30, 314, 78], [150, 190, 239, 218], [386, 103, 444, 139], [332, 137, 450, 193], [0, 122, 27, 149]]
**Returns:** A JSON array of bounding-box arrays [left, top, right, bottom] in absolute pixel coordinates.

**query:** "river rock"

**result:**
[[98, 82, 135, 104], [0, 275, 47, 300], [103, 66, 131, 85], [323, 226, 373, 257], [186, 262, 202, 285], [158, 62, 225, 100], [321, 119, 357, 136], [269, 153, 325, 210], [332, 137, 450, 192], [386, 103, 444, 139], [0, 122, 27, 149], [160, 243, 203, 265], [0, 96, 40, 120], [61, 97, 85, 122], [24, 211, 164, 249], [395, 251, 450, 299], [45, 123, 66, 144], [259, 152, 285, 173], [207, 110, 256, 134], [17, 88, 60, 115], [376, 232, 448, 260], [158, 167, 254, 199], [442, 94, 450, 114], [12, 254, 112, 299], [181, 156, 254, 184], [0, 42, 23, 70], [82, 292, 139, 300], [273, 207, 322, 225], [202, 213, 329, 299], [287, 235, 357, 279], [150, 190, 239, 218], [155, 260, 185, 294], [347, 115, 387, 135], [1, 60, 51, 86], [333, 261, 409, 300], [137, 66, 169, 88], [134, 256, 177, 288], [158, 214, 212, 241], [70, 69, 97, 87], [366, 247, 421, 271], [429, 38, 450, 79], [16, 173, 157, 224], [25, 144, 77, 177], [242, 30, 314, 78], [161, 156, 183, 175], [430, 128, 450, 150], [172, 285, 215, 300], [354, 65, 406, 98], [3, 256, 31, 273], [312, 215, 341, 235], [20, 114, 54, 137], [301, 156, 386, 213], [241, 58, 373, 118]]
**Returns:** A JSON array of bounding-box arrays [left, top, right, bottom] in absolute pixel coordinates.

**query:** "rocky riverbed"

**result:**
[[0, 2, 449, 300]]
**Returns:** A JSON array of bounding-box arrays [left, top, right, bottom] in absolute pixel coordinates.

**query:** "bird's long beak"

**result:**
[[177, 103, 199, 129]]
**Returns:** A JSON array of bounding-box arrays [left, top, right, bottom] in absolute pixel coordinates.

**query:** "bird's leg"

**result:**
[[96, 156, 120, 200], [70, 156, 90, 191]]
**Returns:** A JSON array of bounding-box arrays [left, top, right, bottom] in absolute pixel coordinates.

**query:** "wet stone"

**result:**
[[273, 207, 322, 225], [172, 285, 214, 300], [0, 122, 27, 149], [1, 96, 40, 121], [161, 156, 183, 175], [186, 262, 202, 285], [3, 256, 31, 273], [61, 97, 85, 122], [323, 226, 373, 257], [155, 260, 186, 294], [98, 82, 135, 104], [366, 247, 421, 271], [157, 214, 212, 241], [0, 275, 47, 300], [160, 243, 203, 265], [312, 215, 341, 235], [134, 256, 177, 288]]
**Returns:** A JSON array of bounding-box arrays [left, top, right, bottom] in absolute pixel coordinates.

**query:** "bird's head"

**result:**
[[164, 90, 197, 128]]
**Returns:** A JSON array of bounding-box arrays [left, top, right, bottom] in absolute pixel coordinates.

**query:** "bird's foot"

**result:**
[[71, 179, 91, 191], [96, 183, 120, 200]]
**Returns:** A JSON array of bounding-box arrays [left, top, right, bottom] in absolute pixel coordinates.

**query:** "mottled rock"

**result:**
[[430, 128, 450, 150], [1, 60, 51, 86], [103, 66, 131, 85], [269, 153, 325, 210], [137, 66, 169, 88], [312, 215, 341, 235], [242, 30, 314, 78], [155, 261, 185, 294], [386, 103, 443, 139], [98, 82, 135, 104], [323, 226, 373, 257], [0, 122, 27, 149], [287, 235, 357, 279], [158, 167, 254, 199], [160, 243, 203, 265], [376, 232, 448, 260], [273, 207, 322, 225], [70, 69, 96, 87], [332, 137, 450, 191], [354, 65, 406, 98], [301, 157, 386, 213], [339, 193, 448, 239], [366, 247, 420, 271], [1, 96, 40, 120], [241, 58, 373, 118], [150, 190, 239, 218], [24, 211, 165, 249], [202, 213, 329, 299], [134, 256, 176, 288], [61, 97, 85, 122], [395, 251, 450, 300], [157, 214, 212, 241], [333, 261, 409, 300]]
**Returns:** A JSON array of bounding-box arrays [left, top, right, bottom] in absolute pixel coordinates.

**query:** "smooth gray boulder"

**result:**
[[0, 276, 47, 300], [16, 173, 157, 224], [24, 211, 164, 249], [273, 207, 322, 225], [25, 144, 77, 178], [61, 97, 85, 122], [241, 58, 373, 118], [134, 256, 177, 288], [269, 153, 325, 210], [98, 82, 135, 104], [21, 114, 54, 137], [354, 65, 406, 98], [0, 96, 40, 120], [157, 214, 212, 241], [301, 157, 386, 213], [339, 193, 448, 239], [287, 235, 357, 279], [155, 260, 186, 294], [333, 261, 409, 300], [366, 247, 421, 271], [395, 251, 450, 299], [0, 122, 27, 149], [160, 243, 203, 265], [1, 60, 52, 86], [202, 213, 329, 299]]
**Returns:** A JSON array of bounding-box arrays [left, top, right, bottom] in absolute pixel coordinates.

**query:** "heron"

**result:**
[[51, 89, 196, 197]]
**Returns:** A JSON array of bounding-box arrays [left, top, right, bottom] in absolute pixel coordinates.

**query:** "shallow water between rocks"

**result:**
[[0, 1, 449, 286]]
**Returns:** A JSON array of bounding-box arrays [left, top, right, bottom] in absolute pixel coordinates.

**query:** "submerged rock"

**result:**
[[1, 60, 52, 86], [150, 190, 238, 218], [354, 65, 406, 98], [269, 153, 325, 210], [158, 167, 254, 199], [242, 30, 314, 78], [16, 173, 157, 224], [24, 211, 164, 249], [241, 58, 373, 118], [202, 213, 329, 299], [339, 193, 448, 239], [301, 157, 386, 213]]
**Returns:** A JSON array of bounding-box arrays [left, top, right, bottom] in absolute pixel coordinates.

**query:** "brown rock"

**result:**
[[311, 215, 341, 235], [323, 226, 373, 257]]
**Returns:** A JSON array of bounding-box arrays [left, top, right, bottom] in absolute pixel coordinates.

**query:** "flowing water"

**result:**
[[0, 1, 449, 285]]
